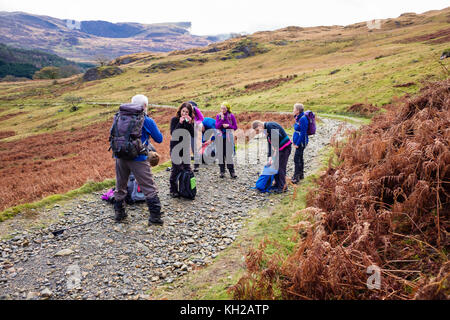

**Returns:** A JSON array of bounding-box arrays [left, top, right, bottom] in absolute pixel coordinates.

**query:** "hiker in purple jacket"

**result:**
[[113, 95, 164, 226], [215, 102, 238, 179], [189, 101, 204, 173]]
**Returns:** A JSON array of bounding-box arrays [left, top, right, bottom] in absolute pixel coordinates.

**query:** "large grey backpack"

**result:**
[[109, 104, 147, 160]]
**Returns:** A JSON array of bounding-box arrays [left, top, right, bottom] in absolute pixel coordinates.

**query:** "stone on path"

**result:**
[[55, 249, 74, 257]]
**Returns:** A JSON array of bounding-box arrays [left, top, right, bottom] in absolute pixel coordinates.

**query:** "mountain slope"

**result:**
[[0, 7, 448, 139], [0, 43, 96, 79], [0, 12, 212, 62]]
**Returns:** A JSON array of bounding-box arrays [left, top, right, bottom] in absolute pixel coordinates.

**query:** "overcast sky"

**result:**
[[0, 0, 448, 35]]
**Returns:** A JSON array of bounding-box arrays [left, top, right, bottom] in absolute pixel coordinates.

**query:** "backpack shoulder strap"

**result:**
[[110, 113, 120, 138], [124, 115, 137, 141]]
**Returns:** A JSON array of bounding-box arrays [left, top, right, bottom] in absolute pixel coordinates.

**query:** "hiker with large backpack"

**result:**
[[292, 103, 315, 184], [109, 95, 164, 225], [215, 102, 238, 179], [169, 102, 196, 199], [252, 120, 292, 193]]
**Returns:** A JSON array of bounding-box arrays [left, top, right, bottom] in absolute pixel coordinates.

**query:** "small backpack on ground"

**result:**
[[109, 104, 147, 160], [176, 171, 197, 200], [254, 165, 278, 193], [125, 174, 146, 204], [102, 188, 116, 204], [304, 111, 316, 136], [101, 175, 145, 205]]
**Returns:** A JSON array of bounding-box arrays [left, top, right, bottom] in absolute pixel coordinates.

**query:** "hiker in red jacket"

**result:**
[[215, 102, 238, 179]]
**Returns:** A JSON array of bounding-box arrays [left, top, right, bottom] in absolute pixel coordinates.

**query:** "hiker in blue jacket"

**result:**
[[113, 95, 164, 226], [199, 117, 217, 165], [252, 120, 292, 193], [202, 117, 216, 142], [292, 103, 309, 184]]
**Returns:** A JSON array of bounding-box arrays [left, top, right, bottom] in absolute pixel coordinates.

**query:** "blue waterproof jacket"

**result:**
[[202, 117, 216, 141], [134, 116, 163, 161], [293, 113, 309, 147]]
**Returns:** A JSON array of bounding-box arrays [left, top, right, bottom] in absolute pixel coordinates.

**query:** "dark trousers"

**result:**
[[218, 137, 235, 174], [294, 145, 305, 179], [115, 159, 158, 202], [274, 144, 292, 190], [170, 163, 191, 193]]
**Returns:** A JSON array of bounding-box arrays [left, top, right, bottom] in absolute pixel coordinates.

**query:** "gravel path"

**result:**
[[0, 118, 354, 300]]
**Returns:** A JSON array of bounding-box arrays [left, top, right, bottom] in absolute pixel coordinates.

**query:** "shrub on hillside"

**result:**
[[33, 66, 60, 79]]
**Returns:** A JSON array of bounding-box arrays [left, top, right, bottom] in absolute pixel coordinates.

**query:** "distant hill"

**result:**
[[0, 43, 93, 79], [0, 12, 214, 62]]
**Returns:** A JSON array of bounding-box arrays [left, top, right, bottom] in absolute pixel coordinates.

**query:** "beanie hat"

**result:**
[[222, 101, 232, 113]]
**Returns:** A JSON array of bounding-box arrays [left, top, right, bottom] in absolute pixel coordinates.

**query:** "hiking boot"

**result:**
[[170, 192, 180, 198], [272, 188, 288, 194], [230, 171, 238, 179], [114, 200, 127, 222], [194, 164, 200, 173], [149, 216, 164, 226], [220, 172, 225, 179], [291, 175, 304, 185], [147, 197, 164, 226]]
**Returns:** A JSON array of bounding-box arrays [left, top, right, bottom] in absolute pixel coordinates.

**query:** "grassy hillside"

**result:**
[[0, 9, 447, 134], [0, 8, 448, 141]]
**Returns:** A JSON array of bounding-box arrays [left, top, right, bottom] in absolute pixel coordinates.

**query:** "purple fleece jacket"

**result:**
[[215, 112, 237, 138]]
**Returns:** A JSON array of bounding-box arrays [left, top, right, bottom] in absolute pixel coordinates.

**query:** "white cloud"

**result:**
[[0, 0, 448, 35]]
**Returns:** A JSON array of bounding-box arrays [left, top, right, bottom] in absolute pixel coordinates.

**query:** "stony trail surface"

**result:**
[[0, 118, 354, 300]]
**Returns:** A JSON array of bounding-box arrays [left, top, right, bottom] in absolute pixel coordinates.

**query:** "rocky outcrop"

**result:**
[[221, 39, 269, 60], [83, 66, 123, 81]]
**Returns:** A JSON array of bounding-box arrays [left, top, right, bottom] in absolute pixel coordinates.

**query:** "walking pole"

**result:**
[[51, 216, 113, 237]]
